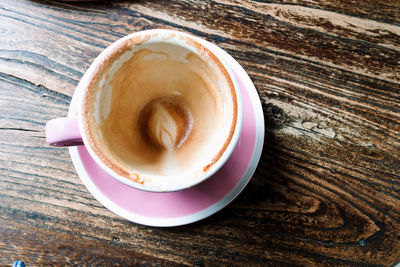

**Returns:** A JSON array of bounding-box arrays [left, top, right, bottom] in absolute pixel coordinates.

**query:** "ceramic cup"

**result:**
[[46, 29, 243, 192]]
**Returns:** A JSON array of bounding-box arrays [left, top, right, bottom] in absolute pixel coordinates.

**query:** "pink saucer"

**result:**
[[69, 43, 264, 226]]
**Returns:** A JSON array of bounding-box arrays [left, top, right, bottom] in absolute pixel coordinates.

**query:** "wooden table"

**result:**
[[0, 0, 399, 265]]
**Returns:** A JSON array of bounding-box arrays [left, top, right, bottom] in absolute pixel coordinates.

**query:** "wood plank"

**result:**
[[0, 0, 399, 265]]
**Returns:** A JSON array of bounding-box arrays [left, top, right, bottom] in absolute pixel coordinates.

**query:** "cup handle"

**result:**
[[45, 117, 84, 147]]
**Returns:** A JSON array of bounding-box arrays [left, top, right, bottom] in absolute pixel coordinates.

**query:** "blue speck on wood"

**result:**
[[12, 261, 25, 267]]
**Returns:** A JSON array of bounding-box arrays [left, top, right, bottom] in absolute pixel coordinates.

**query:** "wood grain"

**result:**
[[0, 0, 399, 265]]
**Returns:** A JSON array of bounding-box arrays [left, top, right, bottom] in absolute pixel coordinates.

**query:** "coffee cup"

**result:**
[[46, 29, 243, 192]]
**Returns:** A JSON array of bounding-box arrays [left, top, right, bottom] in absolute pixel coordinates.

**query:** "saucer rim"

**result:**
[[68, 41, 265, 227]]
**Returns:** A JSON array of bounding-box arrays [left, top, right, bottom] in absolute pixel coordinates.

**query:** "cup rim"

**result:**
[[76, 29, 243, 192]]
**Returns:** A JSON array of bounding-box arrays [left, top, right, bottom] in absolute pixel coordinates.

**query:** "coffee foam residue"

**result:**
[[98, 48, 224, 177], [95, 41, 196, 125], [138, 96, 193, 151]]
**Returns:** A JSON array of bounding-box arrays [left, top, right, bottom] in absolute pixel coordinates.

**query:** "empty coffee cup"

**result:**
[[46, 29, 243, 192]]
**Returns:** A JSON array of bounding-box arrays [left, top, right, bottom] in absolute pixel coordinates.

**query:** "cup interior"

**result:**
[[80, 30, 240, 191]]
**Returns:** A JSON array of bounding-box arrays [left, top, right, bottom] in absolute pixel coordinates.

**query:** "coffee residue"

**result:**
[[138, 96, 193, 151], [100, 48, 224, 176]]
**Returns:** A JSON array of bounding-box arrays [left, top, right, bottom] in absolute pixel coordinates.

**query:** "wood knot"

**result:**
[[262, 100, 289, 130]]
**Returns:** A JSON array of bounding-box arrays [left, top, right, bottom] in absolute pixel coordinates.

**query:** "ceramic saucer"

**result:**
[[68, 42, 265, 227]]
